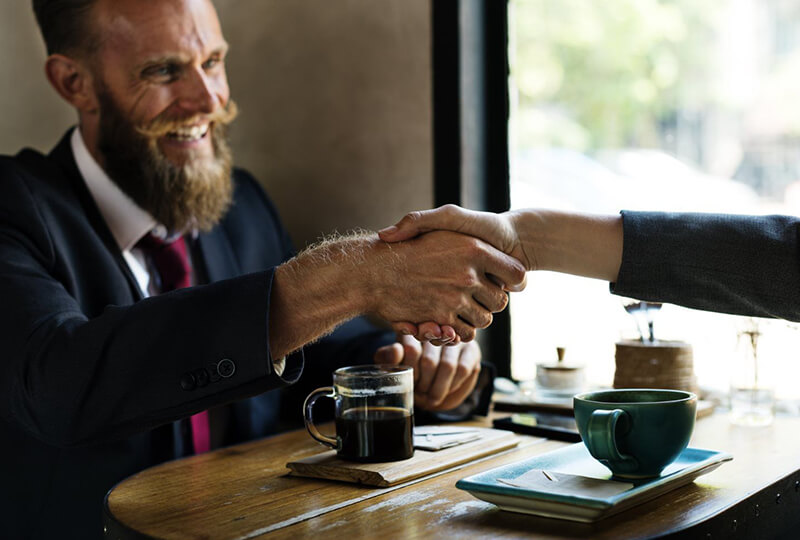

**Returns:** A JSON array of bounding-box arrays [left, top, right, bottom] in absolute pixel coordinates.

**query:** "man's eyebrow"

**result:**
[[136, 55, 191, 73], [135, 45, 229, 73], [215, 42, 230, 56]]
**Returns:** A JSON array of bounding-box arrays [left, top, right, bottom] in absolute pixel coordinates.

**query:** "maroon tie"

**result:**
[[135, 233, 210, 454]]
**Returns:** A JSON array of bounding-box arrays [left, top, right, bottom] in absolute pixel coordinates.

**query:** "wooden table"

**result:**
[[104, 413, 800, 539]]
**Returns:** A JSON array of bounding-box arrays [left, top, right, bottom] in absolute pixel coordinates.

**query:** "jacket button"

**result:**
[[180, 372, 196, 391], [195, 368, 209, 387], [207, 362, 221, 383], [217, 358, 236, 378]]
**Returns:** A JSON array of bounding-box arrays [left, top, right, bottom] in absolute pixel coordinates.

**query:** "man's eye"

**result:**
[[202, 57, 221, 70], [144, 65, 179, 80]]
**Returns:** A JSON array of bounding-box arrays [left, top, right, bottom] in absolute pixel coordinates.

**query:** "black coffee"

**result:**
[[336, 406, 414, 462]]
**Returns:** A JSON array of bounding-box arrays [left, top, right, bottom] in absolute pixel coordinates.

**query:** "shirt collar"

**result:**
[[71, 127, 156, 251]]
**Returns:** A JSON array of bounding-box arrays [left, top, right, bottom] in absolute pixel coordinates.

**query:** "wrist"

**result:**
[[357, 235, 405, 315], [506, 210, 538, 271], [268, 232, 381, 359], [510, 209, 623, 281], [289, 233, 377, 317]]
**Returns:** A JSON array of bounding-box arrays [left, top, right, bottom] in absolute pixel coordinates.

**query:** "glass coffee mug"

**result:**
[[303, 365, 414, 462]]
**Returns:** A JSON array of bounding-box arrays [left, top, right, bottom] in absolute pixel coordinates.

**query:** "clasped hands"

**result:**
[[378, 205, 528, 345], [371, 205, 529, 411]]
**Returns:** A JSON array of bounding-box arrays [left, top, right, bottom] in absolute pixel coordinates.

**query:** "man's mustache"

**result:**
[[135, 100, 239, 139]]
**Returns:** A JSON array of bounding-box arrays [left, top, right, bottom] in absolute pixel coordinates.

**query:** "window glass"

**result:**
[[508, 0, 800, 403]]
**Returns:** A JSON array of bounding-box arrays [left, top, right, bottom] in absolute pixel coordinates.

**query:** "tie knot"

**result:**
[[135, 233, 192, 291]]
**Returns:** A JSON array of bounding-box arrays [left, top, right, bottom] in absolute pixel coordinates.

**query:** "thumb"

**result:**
[[374, 342, 404, 365], [378, 205, 466, 243], [505, 273, 528, 293]]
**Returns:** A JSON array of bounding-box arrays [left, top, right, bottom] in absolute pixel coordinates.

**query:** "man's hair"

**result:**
[[32, 0, 100, 56]]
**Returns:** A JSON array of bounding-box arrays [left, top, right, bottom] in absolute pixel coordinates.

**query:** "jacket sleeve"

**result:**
[[611, 210, 800, 320], [0, 159, 300, 447]]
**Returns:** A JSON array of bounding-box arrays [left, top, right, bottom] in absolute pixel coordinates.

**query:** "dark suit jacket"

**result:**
[[0, 131, 392, 538], [613, 210, 800, 321]]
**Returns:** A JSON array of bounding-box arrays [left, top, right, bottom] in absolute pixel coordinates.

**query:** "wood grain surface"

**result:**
[[286, 428, 519, 486], [105, 413, 800, 539]]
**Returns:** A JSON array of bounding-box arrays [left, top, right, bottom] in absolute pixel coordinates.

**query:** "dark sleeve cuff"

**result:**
[[263, 266, 304, 385]]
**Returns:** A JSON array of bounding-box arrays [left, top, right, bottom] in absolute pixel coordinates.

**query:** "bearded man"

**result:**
[[0, 0, 526, 536]]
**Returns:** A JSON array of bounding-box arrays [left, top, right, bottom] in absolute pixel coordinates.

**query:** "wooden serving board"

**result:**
[[286, 427, 519, 487]]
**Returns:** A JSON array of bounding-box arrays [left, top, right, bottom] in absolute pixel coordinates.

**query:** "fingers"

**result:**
[[440, 325, 460, 344], [417, 321, 445, 342], [398, 335, 423, 384], [412, 341, 481, 410], [472, 276, 510, 314], [448, 341, 481, 394], [378, 204, 468, 243], [425, 344, 460, 406], [373, 342, 403, 365], [390, 321, 419, 337], [391, 322, 461, 347], [505, 273, 528, 293], [431, 367, 481, 411], [477, 242, 527, 294], [415, 341, 440, 394], [444, 321, 476, 343]]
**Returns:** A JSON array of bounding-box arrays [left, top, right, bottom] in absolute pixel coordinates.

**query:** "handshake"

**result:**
[[375, 205, 531, 345], [373, 204, 623, 345], [272, 204, 622, 409]]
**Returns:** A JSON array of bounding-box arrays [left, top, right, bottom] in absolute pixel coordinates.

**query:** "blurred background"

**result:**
[[508, 0, 800, 403], [0, 0, 433, 248]]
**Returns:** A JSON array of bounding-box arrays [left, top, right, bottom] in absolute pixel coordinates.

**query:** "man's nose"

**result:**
[[176, 68, 223, 115]]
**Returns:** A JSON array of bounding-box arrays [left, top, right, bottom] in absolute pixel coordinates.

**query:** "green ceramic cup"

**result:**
[[573, 389, 697, 478]]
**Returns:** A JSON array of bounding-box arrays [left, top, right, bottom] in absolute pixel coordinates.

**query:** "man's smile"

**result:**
[[166, 122, 210, 142]]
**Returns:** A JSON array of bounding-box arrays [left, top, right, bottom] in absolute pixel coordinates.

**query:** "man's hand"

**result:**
[[269, 228, 526, 359], [378, 205, 531, 343], [364, 230, 526, 342], [374, 335, 481, 411]]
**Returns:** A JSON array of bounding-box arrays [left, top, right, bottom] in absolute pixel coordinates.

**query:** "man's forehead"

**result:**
[[94, 0, 226, 61]]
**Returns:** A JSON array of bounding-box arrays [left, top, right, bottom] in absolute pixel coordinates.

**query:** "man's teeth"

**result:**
[[167, 124, 209, 141]]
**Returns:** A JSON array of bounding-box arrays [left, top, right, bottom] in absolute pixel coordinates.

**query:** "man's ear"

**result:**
[[44, 54, 99, 113]]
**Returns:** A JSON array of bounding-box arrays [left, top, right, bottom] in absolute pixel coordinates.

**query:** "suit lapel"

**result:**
[[195, 225, 240, 283], [47, 130, 145, 301]]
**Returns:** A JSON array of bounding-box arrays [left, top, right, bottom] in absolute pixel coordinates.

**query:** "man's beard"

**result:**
[[96, 90, 239, 234]]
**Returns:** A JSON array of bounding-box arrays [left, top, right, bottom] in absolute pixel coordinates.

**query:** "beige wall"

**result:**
[[0, 0, 433, 248]]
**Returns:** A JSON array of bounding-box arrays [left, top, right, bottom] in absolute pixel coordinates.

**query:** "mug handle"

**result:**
[[303, 386, 338, 449], [586, 408, 635, 465]]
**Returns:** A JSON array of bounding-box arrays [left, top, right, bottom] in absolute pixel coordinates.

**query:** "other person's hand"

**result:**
[[374, 335, 481, 411], [379, 204, 533, 271]]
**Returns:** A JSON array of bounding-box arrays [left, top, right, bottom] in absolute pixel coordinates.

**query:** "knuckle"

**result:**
[[440, 355, 458, 372], [466, 236, 484, 254], [458, 326, 476, 342], [444, 290, 466, 310], [455, 362, 472, 380], [402, 211, 422, 225], [419, 353, 438, 371], [497, 291, 509, 311], [476, 311, 493, 329], [407, 340, 422, 356], [458, 270, 479, 289], [485, 289, 507, 312]]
